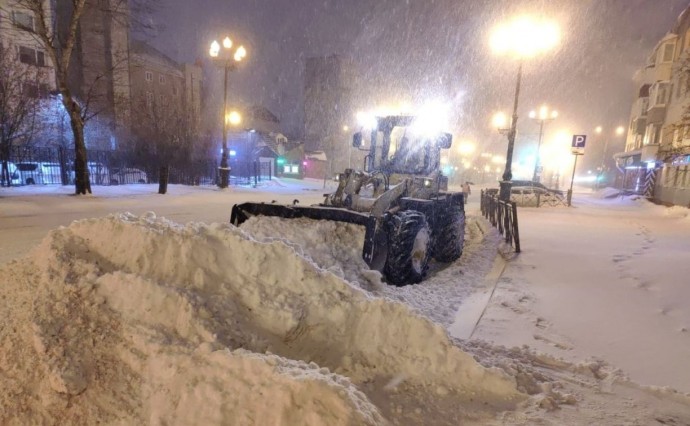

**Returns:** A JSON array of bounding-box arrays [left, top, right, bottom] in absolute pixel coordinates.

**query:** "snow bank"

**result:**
[[664, 205, 690, 220], [591, 187, 624, 199], [0, 212, 523, 424]]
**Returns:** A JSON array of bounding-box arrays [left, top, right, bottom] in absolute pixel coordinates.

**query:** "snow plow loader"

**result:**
[[230, 115, 465, 285]]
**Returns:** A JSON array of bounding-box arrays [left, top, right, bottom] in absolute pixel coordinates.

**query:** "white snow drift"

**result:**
[[0, 212, 523, 425]]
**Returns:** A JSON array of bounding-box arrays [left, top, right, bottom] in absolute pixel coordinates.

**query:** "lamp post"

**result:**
[[490, 16, 560, 201], [209, 36, 247, 189], [529, 105, 558, 183], [343, 125, 351, 168], [594, 125, 625, 188]]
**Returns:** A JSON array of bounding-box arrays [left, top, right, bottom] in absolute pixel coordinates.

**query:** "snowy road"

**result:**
[[2, 181, 690, 396]]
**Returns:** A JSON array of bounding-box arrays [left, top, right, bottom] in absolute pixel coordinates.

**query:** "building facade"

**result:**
[[128, 40, 203, 150], [303, 54, 358, 175], [0, 0, 57, 94], [64, 0, 132, 150], [619, 6, 690, 205]]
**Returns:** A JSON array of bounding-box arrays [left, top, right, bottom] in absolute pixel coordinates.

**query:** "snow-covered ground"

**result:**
[[1, 179, 689, 424]]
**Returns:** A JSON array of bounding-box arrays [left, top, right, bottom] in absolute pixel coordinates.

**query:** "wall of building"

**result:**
[[622, 6, 690, 204], [0, 0, 57, 91], [303, 54, 358, 173]]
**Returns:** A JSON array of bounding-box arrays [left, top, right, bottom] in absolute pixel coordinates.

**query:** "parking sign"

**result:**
[[571, 135, 586, 155]]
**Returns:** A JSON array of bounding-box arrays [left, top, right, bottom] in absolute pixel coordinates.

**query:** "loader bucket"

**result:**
[[230, 202, 384, 269]]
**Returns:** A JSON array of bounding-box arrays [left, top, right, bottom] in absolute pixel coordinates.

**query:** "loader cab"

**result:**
[[353, 116, 452, 177]]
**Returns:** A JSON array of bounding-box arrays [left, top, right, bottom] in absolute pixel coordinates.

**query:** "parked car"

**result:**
[[1, 162, 21, 186], [87, 162, 110, 185], [15, 162, 64, 185], [110, 167, 148, 185], [510, 180, 563, 196], [510, 186, 564, 207]]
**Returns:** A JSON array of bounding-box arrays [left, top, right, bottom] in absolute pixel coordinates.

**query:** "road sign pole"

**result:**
[[567, 154, 579, 207]]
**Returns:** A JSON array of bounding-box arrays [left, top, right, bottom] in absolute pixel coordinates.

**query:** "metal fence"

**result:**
[[1, 145, 274, 187], [480, 189, 521, 253], [229, 159, 274, 186]]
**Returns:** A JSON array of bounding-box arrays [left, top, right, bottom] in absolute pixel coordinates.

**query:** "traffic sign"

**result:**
[[571, 135, 586, 155]]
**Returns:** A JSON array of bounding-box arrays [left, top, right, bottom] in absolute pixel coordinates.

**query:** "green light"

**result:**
[[277, 157, 285, 165]]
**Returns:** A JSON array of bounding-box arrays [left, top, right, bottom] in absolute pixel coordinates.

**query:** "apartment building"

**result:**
[[619, 6, 690, 205], [0, 0, 56, 95], [61, 0, 132, 150], [128, 40, 202, 139], [303, 54, 359, 173]]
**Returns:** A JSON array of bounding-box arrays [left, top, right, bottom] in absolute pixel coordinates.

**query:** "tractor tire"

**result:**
[[432, 205, 465, 263], [384, 210, 431, 286]]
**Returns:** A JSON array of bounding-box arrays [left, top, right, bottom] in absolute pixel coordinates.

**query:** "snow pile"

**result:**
[[664, 205, 690, 220], [591, 187, 624, 199], [242, 216, 499, 328], [0, 212, 523, 424], [241, 216, 384, 291]]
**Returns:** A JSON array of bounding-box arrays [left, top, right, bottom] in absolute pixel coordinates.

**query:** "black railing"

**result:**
[[480, 189, 521, 253], [1, 145, 273, 187]]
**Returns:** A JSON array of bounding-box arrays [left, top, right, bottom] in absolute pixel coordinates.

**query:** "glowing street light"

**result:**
[[594, 125, 626, 188], [457, 141, 476, 156], [490, 15, 561, 200], [226, 110, 241, 126], [492, 112, 510, 133], [209, 35, 249, 189], [528, 104, 558, 183], [490, 16, 561, 58]]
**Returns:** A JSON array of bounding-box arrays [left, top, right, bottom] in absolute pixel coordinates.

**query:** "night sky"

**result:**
[[148, 0, 689, 168]]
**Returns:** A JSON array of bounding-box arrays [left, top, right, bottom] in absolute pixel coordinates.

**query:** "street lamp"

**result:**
[[209, 36, 247, 188], [490, 16, 560, 200], [342, 125, 353, 168], [594, 125, 626, 188], [529, 105, 558, 183]]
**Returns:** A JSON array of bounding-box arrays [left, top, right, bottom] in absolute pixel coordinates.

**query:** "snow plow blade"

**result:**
[[230, 202, 384, 268]]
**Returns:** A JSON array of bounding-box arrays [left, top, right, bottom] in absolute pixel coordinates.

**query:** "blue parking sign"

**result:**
[[571, 135, 586, 155]]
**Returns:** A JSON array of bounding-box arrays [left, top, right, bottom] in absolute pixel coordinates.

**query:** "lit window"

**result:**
[[660, 42, 675, 63], [651, 82, 669, 107], [283, 165, 290, 173], [145, 71, 152, 82], [291, 165, 299, 173]]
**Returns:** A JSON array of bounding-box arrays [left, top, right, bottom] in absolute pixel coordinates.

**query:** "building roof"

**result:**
[[248, 105, 280, 123], [130, 40, 182, 72]]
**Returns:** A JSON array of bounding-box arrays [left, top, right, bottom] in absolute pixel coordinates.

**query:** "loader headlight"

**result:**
[[423, 178, 432, 188]]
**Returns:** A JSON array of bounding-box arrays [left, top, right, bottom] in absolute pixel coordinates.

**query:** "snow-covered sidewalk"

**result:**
[[465, 191, 690, 393]]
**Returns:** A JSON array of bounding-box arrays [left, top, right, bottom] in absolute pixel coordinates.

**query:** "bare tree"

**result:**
[[12, 0, 92, 193], [134, 96, 196, 194], [0, 46, 43, 187], [15, 0, 156, 194]]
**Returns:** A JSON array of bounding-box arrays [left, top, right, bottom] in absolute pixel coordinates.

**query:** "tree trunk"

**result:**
[[158, 165, 169, 194], [1, 160, 9, 187], [63, 97, 91, 195]]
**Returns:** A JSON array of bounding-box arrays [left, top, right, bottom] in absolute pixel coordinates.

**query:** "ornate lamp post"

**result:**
[[490, 16, 560, 200], [209, 36, 247, 188], [529, 105, 558, 183]]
